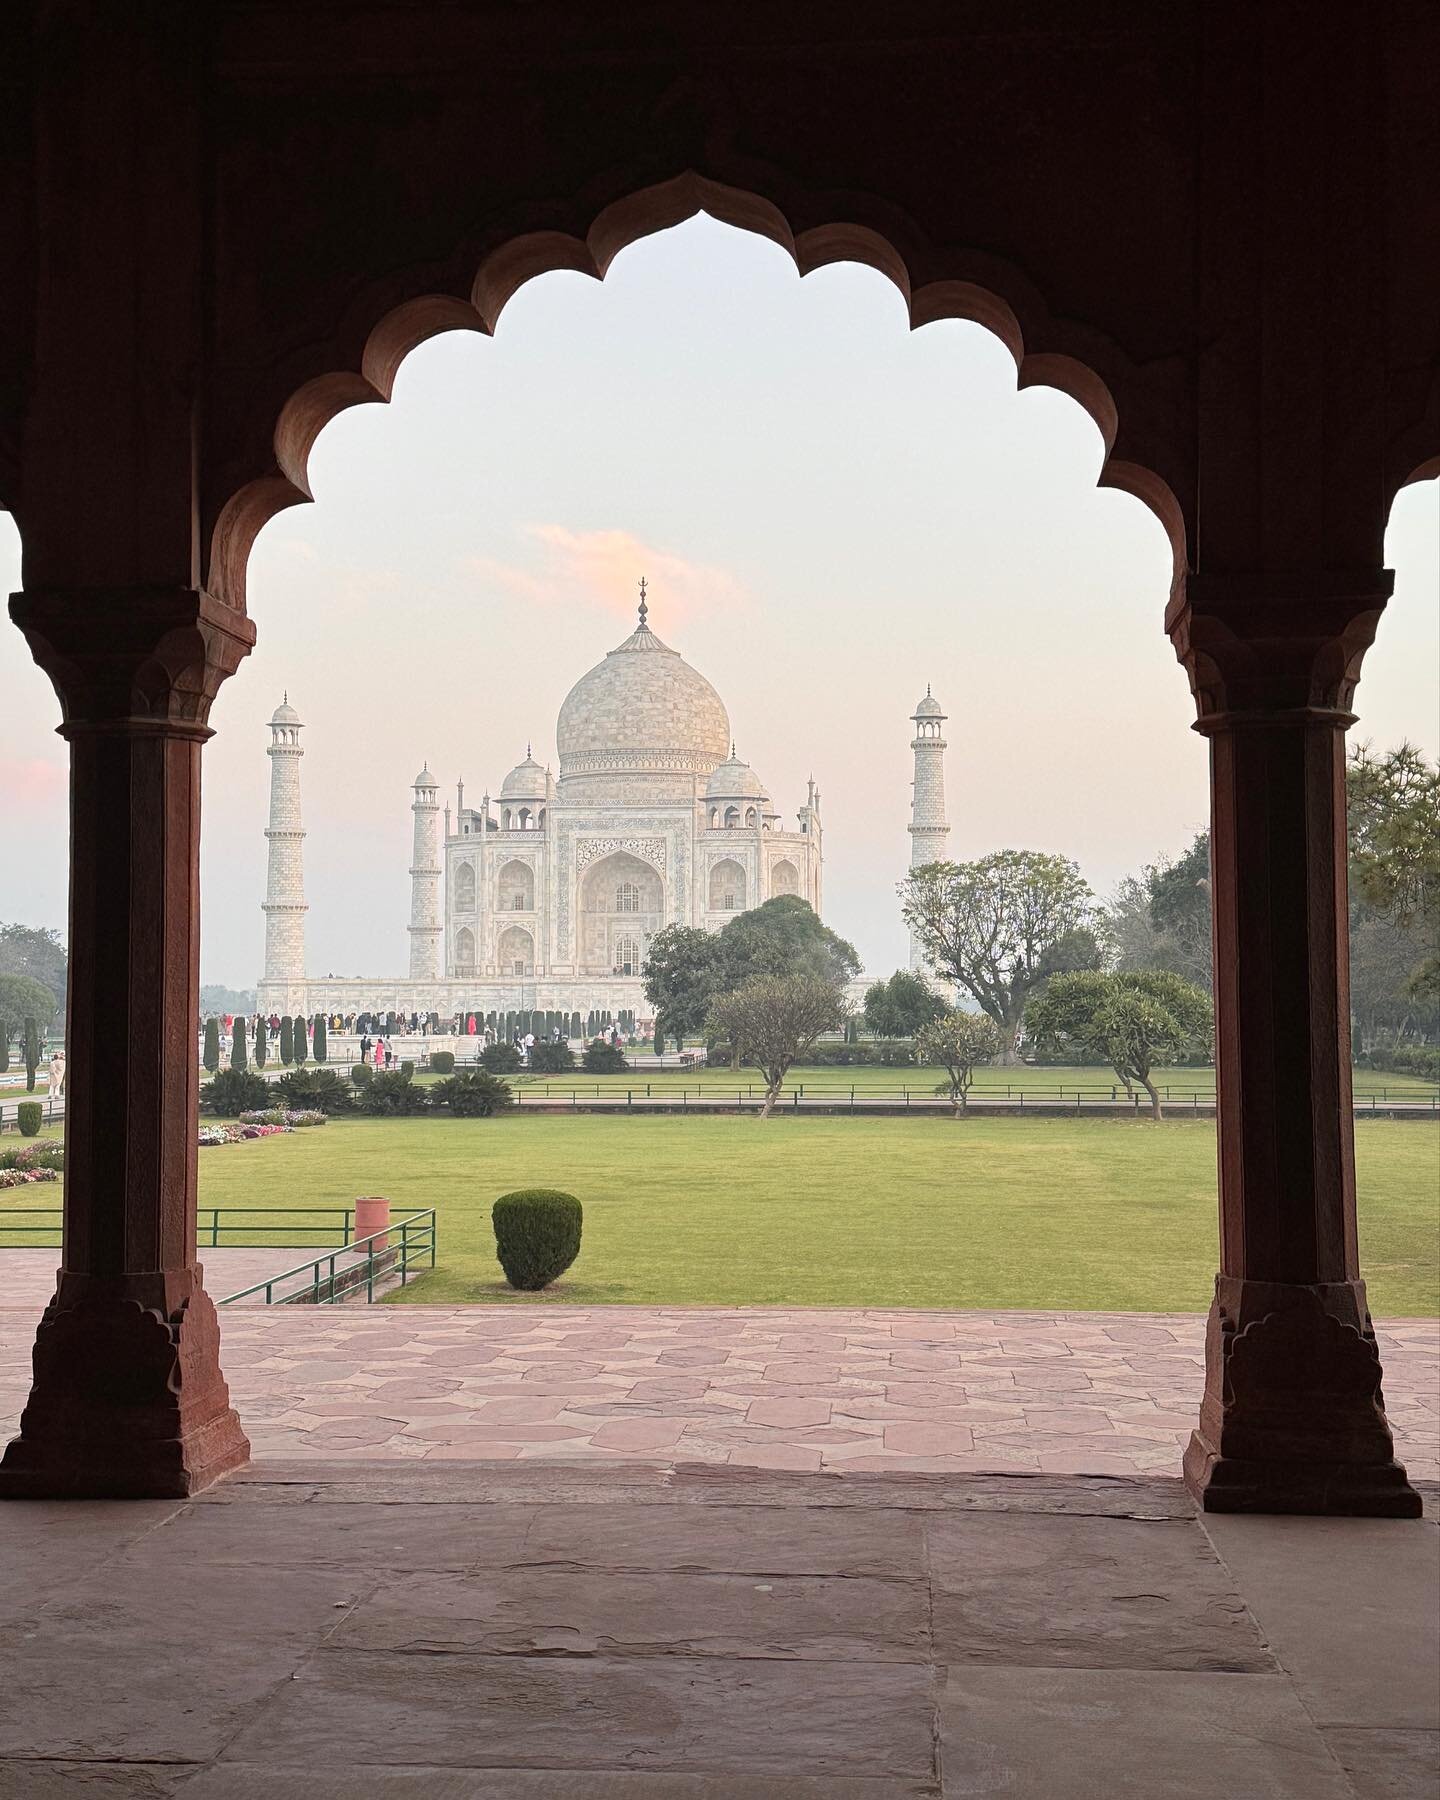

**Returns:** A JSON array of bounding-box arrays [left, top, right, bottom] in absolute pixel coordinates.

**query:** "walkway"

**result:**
[[5, 1304, 1430, 1481], [0, 1460, 1434, 1796]]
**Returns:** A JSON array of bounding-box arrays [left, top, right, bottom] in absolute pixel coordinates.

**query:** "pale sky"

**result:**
[[1, 216, 1436, 983]]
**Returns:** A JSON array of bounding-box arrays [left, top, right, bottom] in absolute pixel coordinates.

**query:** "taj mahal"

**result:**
[[257, 583, 949, 1019]]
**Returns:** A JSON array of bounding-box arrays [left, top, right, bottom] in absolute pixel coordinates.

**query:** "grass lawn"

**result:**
[[12, 1113, 1424, 1315]]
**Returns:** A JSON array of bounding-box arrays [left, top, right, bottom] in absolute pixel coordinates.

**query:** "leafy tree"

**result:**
[[1025, 969, 1213, 1119], [231, 1017, 248, 1071], [1102, 831, 1213, 988], [901, 852, 1095, 1063], [642, 925, 725, 1053], [274, 1067, 353, 1113], [356, 1071, 430, 1116], [531, 1041, 575, 1074], [198, 984, 256, 1017], [0, 972, 59, 1040], [432, 1071, 514, 1116], [582, 1040, 629, 1073], [707, 973, 849, 1118], [203, 1017, 221, 1073], [916, 1010, 1001, 1115], [254, 1017, 268, 1068], [718, 896, 860, 990], [863, 970, 947, 1039], [22, 1017, 39, 1093], [1348, 740, 1439, 1001], [201, 1067, 270, 1116], [0, 923, 67, 1013]]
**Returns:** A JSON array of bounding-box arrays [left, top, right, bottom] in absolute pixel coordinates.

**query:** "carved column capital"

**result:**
[[8, 585, 255, 736], [1165, 569, 1392, 731]]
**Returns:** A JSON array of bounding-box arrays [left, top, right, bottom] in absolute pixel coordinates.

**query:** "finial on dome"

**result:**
[[926, 683, 931, 697], [637, 576, 648, 627], [731, 741, 736, 759], [283, 689, 288, 704], [526, 742, 532, 758]]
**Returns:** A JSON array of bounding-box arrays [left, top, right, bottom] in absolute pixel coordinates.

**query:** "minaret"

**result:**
[[408, 765, 443, 980], [262, 695, 308, 996], [907, 686, 949, 972]]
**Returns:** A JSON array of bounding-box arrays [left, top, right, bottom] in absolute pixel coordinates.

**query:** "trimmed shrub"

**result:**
[[350, 1060, 374, 1087], [23, 1017, 39, 1093], [313, 1014, 328, 1062], [278, 1016, 293, 1065], [255, 1017, 268, 1068], [356, 1071, 430, 1116], [293, 1016, 308, 1066], [481, 1042, 522, 1074], [275, 1068, 354, 1114], [428, 1049, 455, 1074], [582, 1040, 628, 1073], [492, 1188, 583, 1290], [202, 1067, 270, 1116], [530, 1041, 575, 1074], [203, 1017, 221, 1073], [400, 1059, 415, 1079], [432, 1071, 514, 1116], [232, 1017, 248, 1070], [17, 1101, 42, 1137], [1357, 1046, 1440, 1081]]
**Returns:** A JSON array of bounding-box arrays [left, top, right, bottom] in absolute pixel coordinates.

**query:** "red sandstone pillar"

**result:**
[[0, 586, 255, 1499], [1170, 571, 1420, 1516]]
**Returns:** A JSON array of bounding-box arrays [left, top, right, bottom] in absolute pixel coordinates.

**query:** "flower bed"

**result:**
[[0, 1143, 65, 1173], [0, 1166, 59, 1188], [198, 1122, 294, 1147], [237, 1108, 328, 1128]]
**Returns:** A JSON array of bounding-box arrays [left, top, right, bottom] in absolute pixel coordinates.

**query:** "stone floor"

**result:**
[[6, 1302, 1432, 1482], [0, 1460, 1434, 1796]]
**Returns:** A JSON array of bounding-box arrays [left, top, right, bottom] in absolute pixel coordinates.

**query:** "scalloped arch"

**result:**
[[208, 171, 1190, 611]]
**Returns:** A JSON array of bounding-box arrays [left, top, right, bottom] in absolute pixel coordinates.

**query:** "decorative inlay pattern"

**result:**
[[576, 836, 668, 873]]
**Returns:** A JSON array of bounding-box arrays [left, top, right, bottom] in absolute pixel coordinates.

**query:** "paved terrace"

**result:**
[[4, 1302, 1433, 1481]]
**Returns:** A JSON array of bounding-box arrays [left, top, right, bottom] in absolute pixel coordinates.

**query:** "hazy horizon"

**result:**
[[1, 215, 1436, 984]]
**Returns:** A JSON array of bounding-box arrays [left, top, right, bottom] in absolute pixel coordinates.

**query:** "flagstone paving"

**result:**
[[4, 1300, 1431, 1480]]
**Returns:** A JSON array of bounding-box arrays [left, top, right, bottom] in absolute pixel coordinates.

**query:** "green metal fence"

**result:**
[[217, 1210, 437, 1306]]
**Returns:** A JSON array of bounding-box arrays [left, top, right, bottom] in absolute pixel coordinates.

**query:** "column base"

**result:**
[[0, 1267, 250, 1499], [1184, 1275, 1422, 1517]]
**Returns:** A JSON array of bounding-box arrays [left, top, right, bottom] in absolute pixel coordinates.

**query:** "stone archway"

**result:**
[[770, 858, 800, 897], [709, 857, 746, 912], [578, 849, 663, 975], [497, 859, 535, 912], [495, 923, 534, 976]]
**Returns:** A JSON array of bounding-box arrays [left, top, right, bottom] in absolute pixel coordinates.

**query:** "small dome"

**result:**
[[412, 764, 437, 789], [706, 749, 767, 800], [270, 698, 301, 727], [499, 751, 547, 801], [913, 689, 943, 719]]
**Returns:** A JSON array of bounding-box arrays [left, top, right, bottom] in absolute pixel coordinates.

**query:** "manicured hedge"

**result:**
[[492, 1188, 582, 1290]]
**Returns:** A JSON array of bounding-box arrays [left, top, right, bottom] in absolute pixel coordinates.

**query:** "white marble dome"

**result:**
[[706, 749, 766, 799], [499, 751, 547, 800], [556, 610, 730, 779]]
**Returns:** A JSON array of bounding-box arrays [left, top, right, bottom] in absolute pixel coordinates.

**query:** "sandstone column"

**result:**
[[1170, 570, 1420, 1517], [0, 586, 254, 1498]]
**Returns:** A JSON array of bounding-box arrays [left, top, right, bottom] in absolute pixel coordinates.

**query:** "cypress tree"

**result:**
[[203, 1017, 221, 1073], [0, 1026, 9, 1075], [279, 1016, 294, 1064], [314, 1014, 328, 1063], [255, 1016, 268, 1068], [232, 1017, 248, 1070], [23, 1017, 39, 1093], [294, 1015, 309, 1065]]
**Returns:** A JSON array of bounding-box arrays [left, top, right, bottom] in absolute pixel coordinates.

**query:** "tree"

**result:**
[[313, 1014, 328, 1063], [0, 923, 67, 1013], [22, 1017, 40, 1093], [278, 1016, 293, 1065], [1348, 741, 1440, 1001], [642, 925, 725, 1052], [718, 896, 860, 990], [900, 852, 1095, 1062], [293, 1015, 308, 1066], [862, 969, 947, 1039], [231, 1016, 248, 1071], [1102, 832, 1213, 988], [707, 973, 849, 1118], [254, 1016, 268, 1068], [916, 1010, 1001, 1114], [1025, 969, 1213, 1119], [203, 1017, 221, 1073], [0, 973, 59, 1047]]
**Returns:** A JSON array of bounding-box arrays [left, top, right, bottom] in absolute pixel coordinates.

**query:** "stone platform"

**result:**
[[4, 1303, 1431, 1482], [0, 1460, 1434, 1796]]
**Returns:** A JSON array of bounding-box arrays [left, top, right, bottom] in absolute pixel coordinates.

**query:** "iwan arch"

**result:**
[[0, 5, 1436, 1515]]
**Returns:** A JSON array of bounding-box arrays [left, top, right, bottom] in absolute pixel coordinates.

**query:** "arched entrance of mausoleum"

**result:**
[[578, 849, 665, 975]]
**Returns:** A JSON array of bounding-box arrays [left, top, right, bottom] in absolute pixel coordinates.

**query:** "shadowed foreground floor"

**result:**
[[0, 1462, 1434, 1797]]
